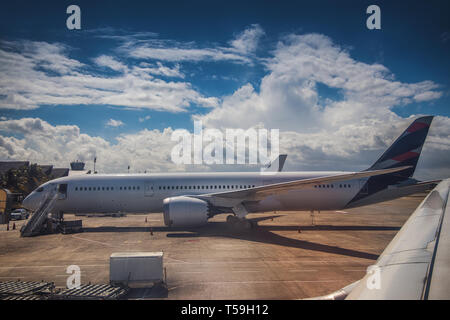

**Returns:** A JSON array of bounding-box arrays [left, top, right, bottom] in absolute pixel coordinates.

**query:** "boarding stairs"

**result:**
[[20, 189, 58, 237]]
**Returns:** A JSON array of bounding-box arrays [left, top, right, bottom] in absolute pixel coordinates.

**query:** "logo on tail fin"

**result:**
[[368, 116, 433, 178]]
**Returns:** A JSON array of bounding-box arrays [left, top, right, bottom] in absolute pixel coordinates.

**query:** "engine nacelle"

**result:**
[[163, 196, 210, 227]]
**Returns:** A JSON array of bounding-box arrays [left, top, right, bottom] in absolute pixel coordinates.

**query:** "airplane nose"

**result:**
[[22, 193, 36, 211]]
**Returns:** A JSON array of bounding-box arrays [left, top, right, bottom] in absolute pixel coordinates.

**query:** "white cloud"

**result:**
[[94, 55, 127, 71], [138, 115, 151, 122], [0, 118, 184, 173], [126, 45, 251, 64], [229, 24, 265, 54], [413, 90, 443, 102], [122, 24, 264, 64], [106, 119, 124, 127], [0, 40, 217, 112], [137, 62, 184, 78], [197, 33, 443, 132], [0, 115, 448, 180], [0, 25, 265, 111]]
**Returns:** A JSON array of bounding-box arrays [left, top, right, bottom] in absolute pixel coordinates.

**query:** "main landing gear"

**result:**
[[226, 215, 256, 230]]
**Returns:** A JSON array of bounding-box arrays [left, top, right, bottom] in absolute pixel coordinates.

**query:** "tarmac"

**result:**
[[0, 194, 426, 299]]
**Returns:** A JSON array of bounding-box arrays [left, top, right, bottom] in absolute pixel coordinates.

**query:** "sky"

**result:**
[[0, 0, 449, 180]]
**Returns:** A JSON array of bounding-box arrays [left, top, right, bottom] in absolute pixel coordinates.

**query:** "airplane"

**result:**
[[22, 116, 437, 229]]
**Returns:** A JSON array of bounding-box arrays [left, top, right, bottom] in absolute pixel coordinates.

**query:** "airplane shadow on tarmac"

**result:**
[[82, 215, 400, 260]]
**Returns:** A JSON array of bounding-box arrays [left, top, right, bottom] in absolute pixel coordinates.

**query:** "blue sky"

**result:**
[[0, 0, 449, 177]]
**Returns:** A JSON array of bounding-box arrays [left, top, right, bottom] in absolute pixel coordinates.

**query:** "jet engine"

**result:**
[[163, 196, 210, 227]]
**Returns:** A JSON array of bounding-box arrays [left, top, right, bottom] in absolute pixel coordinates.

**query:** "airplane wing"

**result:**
[[345, 179, 441, 209], [196, 166, 412, 205], [344, 178, 450, 300]]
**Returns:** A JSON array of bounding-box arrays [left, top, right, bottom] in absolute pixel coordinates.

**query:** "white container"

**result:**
[[110, 252, 164, 286]]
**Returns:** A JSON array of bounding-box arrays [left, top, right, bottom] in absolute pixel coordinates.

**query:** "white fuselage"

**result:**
[[23, 171, 365, 214]]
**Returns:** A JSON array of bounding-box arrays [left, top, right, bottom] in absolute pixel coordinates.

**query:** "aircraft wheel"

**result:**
[[226, 215, 237, 224]]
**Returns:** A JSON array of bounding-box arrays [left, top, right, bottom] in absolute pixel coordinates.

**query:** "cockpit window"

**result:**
[[36, 187, 44, 192]]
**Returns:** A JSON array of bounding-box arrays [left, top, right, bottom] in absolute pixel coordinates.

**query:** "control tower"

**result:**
[[70, 161, 85, 171]]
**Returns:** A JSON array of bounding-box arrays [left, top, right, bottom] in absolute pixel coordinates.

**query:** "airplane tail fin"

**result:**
[[346, 116, 434, 208], [261, 154, 287, 173], [367, 116, 433, 179]]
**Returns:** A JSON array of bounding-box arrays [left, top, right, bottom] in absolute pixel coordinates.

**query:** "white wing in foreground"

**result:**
[[345, 178, 450, 300]]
